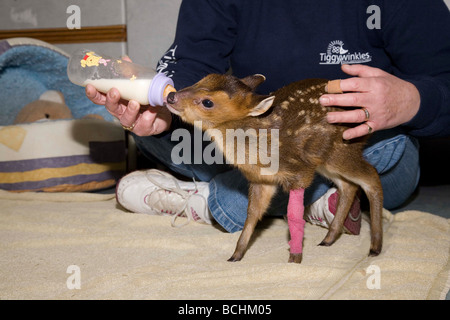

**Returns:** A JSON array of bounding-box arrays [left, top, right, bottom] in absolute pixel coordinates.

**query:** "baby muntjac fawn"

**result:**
[[166, 74, 383, 263]]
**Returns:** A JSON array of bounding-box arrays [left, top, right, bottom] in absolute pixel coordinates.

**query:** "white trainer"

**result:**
[[305, 187, 362, 235], [116, 169, 213, 227]]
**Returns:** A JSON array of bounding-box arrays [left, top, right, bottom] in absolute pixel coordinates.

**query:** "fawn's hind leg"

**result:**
[[321, 159, 384, 255], [360, 170, 383, 256], [345, 164, 383, 255], [228, 183, 277, 262], [319, 180, 359, 247]]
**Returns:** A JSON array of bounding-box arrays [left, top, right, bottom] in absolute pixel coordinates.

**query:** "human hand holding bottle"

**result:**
[[85, 56, 173, 136]]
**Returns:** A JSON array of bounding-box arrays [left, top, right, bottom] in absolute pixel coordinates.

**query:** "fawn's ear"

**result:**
[[240, 74, 266, 91], [248, 95, 275, 117]]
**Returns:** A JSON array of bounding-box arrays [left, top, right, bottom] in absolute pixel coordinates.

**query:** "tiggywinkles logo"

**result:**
[[319, 40, 372, 65]]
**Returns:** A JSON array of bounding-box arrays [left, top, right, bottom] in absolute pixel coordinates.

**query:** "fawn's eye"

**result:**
[[202, 99, 214, 108]]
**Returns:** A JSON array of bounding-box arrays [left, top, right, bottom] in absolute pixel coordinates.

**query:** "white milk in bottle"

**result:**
[[67, 49, 175, 106]]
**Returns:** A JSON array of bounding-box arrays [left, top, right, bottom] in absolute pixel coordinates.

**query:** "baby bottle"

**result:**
[[67, 48, 175, 106]]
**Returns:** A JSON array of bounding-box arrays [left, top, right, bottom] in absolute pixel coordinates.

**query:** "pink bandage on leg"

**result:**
[[287, 188, 306, 254]]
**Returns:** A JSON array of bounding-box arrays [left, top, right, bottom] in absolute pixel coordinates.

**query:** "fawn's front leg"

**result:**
[[287, 188, 306, 263], [228, 183, 277, 262]]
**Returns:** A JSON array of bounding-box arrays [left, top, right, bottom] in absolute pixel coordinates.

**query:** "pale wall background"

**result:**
[[0, 0, 182, 69]]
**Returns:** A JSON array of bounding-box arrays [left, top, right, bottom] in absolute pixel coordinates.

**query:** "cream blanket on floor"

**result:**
[[0, 190, 448, 300]]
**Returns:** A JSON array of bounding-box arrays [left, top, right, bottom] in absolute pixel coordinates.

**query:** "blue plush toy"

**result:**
[[0, 37, 114, 125], [0, 38, 126, 193]]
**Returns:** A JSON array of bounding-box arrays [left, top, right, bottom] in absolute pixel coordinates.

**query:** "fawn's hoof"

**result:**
[[369, 248, 381, 257], [318, 241, 332, 247], [227, 254, 242, 262], [288, 253, 302, 264]]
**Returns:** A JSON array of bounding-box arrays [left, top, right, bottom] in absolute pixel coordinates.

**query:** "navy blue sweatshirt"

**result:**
[[156, 0, 450, 138]]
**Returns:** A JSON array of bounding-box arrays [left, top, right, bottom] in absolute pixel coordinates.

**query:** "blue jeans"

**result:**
[[133, 127, 420, 233]]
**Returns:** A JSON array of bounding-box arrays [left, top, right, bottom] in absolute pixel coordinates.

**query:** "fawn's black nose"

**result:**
[[166, 91, 177, 104]]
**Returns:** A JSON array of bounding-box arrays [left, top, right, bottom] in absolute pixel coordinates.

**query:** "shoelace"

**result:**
[[348, 208, 362, 222], [306, 208, 327, 225], [143, 172, 207, 227]]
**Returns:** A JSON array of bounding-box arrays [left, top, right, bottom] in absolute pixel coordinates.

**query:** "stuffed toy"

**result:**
[[14, 90, 74, 124], [0, 38, 126, 193], [13, 90, 105, 124], [0, 89, 126, 192]]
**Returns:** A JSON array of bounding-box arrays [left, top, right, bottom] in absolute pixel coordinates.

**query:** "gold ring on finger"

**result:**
[[121, 122, 136, 131]]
